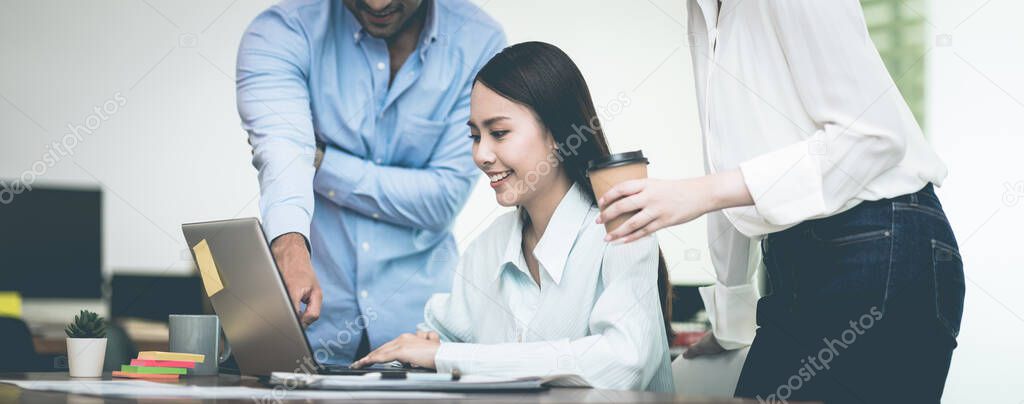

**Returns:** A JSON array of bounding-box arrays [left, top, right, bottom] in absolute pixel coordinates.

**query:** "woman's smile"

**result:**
[[487, 170, 514, 188]]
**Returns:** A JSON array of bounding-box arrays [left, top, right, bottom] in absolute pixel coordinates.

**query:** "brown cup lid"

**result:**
[[587, 150, 649, 174]]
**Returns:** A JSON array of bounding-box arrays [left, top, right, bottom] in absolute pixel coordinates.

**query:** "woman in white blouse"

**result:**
[[597, 1, 964, 402], [351, 41, 674, 392]]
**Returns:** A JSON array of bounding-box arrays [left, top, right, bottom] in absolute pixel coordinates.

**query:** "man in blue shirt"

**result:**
[[236, 0, 505, 365]]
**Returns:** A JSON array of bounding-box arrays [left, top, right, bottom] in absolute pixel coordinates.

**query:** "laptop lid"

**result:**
[[181, 218, 320, 376]]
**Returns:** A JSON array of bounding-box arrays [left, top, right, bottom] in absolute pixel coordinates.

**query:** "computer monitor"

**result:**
[[0, 184, 102, 298], [109, 273, 205, 321]]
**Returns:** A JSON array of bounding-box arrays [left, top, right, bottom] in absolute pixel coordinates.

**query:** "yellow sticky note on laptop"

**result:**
[[0, 292, 22, 318], [192, 239, 224, 296]]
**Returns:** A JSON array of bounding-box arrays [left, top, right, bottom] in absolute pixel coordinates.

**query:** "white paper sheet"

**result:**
[[0, 379, 463, 400], [269, 371, 590, 391]]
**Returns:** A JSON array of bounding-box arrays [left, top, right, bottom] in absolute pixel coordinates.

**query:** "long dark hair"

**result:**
[[474, 41, 674, 342]]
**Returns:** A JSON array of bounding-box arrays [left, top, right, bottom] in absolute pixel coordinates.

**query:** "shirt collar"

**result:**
[[349, 0, 440, 61], [496, 184, 595, 286]]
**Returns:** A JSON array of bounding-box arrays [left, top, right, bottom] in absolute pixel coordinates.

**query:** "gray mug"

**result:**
[[168, 314, 231, 376]]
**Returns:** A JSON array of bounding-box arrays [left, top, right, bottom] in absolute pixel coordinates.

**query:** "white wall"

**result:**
[[0, 0, 1019, 400], [926, 1, 1024, 402], [0, 0, 269, 277]]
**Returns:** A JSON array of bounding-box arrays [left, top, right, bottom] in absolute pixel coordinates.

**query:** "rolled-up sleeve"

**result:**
[[313, 31, 507, 232], [236, 7, 316, 241], [432, 236, 669, 391], [699, 211, 758, 350], [739, 0, 910, 227]]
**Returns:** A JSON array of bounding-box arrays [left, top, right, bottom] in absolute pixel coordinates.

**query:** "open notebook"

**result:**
[[268, 372, 591, 391]]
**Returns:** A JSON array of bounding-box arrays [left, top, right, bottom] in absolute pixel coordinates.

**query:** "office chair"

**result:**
[[0, 316, 47, 372]]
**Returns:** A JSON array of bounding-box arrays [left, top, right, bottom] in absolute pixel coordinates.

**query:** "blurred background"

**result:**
[[0, 0, 1020, 400]]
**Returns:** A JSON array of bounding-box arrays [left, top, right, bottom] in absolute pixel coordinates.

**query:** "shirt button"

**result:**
[[376, 62, 386, 70], [328, 190, 336, 198], [360, 290, 369, 299], [361, 242, 370, 251], [371, 213, 380, 219]]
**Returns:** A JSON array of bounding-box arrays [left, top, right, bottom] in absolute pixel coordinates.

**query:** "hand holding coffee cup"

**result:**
[[597, 153, 743, 243], [588, 150, 649, 234]]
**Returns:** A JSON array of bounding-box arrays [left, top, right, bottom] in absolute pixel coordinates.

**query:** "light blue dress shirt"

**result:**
[[236, 0, 505, 364], [422, 185, 675, 392]]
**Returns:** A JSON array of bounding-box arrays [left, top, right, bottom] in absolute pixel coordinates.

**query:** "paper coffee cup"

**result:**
[[588, 150, 649, 233]]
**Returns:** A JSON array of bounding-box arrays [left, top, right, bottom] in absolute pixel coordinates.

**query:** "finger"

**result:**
[[619, 221, 663, 244], [416, 331, 430, 339], [302, 287, 323, 326], [289, 287, 305, 318], [367, 339, 397, 358], [427, 332, 439, 341], [682, 348, 703, 359], [605, 208, 657, 242], [598, 193, 646, 226], [596, 179, 645, 210], [352, 346, 399, 369], [618, 227, 651, 244], [682, 334, 723, 359], [682, 339, 709, 359], [683, 342, 716, 359]]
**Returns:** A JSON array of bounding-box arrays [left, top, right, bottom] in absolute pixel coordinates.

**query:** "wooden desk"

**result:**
[[0, 372, 766, 403]]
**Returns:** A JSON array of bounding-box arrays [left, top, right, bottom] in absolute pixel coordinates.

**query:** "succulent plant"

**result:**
[[65, 310, 107, 339]]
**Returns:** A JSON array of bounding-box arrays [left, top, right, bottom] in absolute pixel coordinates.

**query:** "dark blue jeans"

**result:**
[[734, 184, 965, 403]]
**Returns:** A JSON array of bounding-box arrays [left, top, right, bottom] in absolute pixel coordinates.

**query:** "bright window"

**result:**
[[861, 0, 928, 126]]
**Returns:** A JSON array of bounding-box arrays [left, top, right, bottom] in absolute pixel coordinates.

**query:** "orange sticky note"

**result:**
[[112, 371, 180, 381]]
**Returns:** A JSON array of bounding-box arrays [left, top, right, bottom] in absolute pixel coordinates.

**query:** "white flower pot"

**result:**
[[66, 338, 107, 378]]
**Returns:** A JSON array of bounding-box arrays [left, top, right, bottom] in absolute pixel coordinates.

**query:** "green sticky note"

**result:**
[[120, 365, 188, 375]]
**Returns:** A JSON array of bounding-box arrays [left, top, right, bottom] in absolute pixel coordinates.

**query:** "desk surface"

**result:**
[[0, 372, 764, 403]]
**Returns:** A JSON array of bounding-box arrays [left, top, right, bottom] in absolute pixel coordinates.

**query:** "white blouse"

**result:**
[[421, 184, 674, 392], [687, 0, 948, 348]]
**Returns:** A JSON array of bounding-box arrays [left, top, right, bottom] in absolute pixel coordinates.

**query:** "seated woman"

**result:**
[[351, 41, 674, 393]]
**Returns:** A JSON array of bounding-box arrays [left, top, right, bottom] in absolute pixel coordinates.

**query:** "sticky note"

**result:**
[[137, 351, 206, 363], [112, 371, 179, 381], [120, 365, 188, 375], [0, 292, 22, 318], [192, 239, 224, 296], [131, 359, 196, 369]]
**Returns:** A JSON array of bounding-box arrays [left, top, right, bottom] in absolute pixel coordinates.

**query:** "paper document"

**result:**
[[269, 371, 591, 391], [0, 379, 462, 400]]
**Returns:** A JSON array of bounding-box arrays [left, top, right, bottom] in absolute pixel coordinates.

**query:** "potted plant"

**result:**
[[65, 310, 107, 377]]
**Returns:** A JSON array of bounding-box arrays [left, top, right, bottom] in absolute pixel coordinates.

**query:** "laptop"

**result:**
[[181, 218, 419, 376]]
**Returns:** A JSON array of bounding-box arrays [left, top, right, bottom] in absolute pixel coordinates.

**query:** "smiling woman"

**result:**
[[351, 41, 675, 393]]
